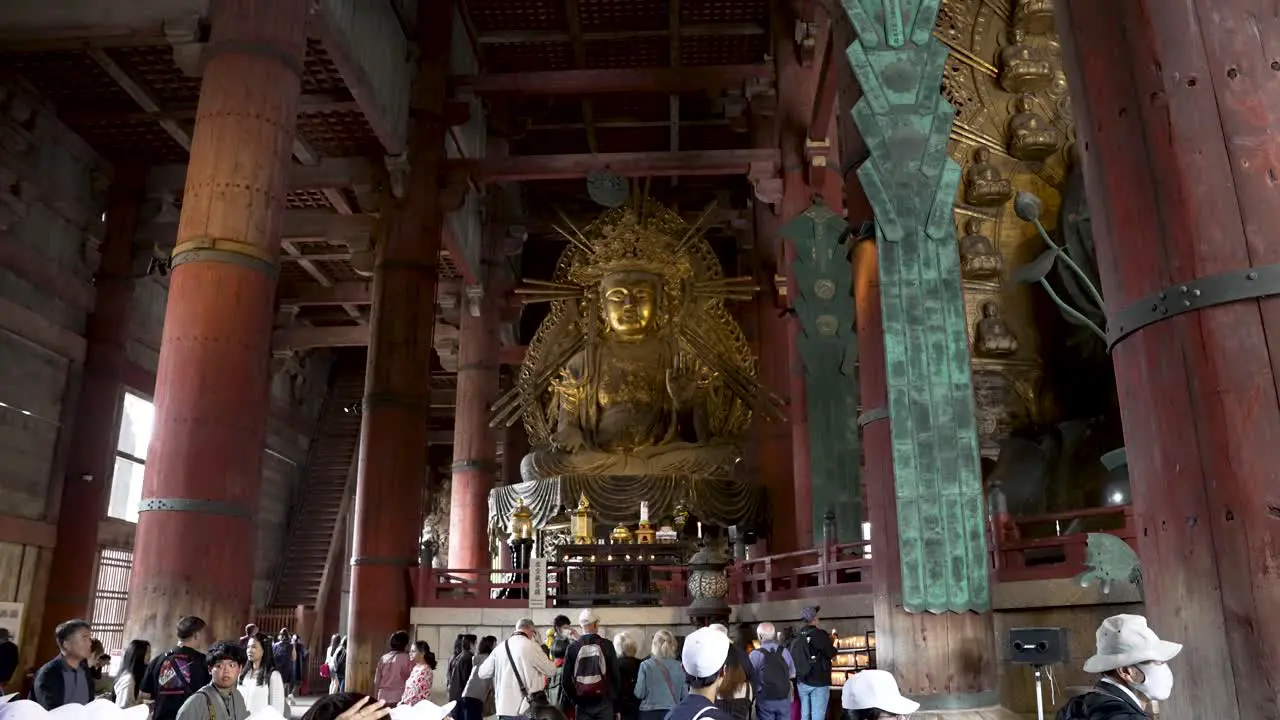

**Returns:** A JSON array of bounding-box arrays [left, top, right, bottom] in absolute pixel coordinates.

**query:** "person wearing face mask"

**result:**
[[665, 627, 737, 720], [1055, 614, 1181, 720], [841, 670, 919, 719]]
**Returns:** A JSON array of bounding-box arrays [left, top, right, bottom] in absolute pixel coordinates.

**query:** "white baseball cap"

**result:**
[[682, 626, 731, 678], [388, 698, 458, 720], [578, 608, 600, 626], [842, 670, 920, 716], [1083, 614, 1181, 673]]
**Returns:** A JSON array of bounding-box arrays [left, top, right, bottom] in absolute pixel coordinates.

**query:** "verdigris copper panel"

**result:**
[[838, 0, 990, 613], [780, 202, 860, 544]]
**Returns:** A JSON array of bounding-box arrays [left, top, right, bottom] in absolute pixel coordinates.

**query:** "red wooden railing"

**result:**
[[407, 506, 1136, 607], [729, 540, 873, 603], [989, 505, 1136, 583]]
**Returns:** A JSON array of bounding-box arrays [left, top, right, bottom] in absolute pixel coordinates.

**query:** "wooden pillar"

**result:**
[[833, 12, 1004, 716], [40, 165, 145, 658], [123, 0, 307, 649], [346, 0, 452, 692], [771, 3, 816, 550], [1056, 3, 1280, 717], [749, 107, 798, 553], [447, 266, 503, 570]]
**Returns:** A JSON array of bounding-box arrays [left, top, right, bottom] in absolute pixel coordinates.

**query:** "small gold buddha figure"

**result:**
[[1007, 95, 1061, 162], [959, 219, 1003, 280], [975, 300, 1019, 357], [1013, 0, 1055, 35], [964, 147, 1013, 207], [999, 28, 1053, 94]]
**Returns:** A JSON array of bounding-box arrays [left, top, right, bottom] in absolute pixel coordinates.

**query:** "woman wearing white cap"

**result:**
[[662, 627, 737, 720], [1055, 614, 1180, 720], [840, 670, 919, 719]]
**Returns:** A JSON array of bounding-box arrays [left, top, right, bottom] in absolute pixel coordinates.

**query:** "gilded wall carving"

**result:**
[[938, 0, 1073, 458]]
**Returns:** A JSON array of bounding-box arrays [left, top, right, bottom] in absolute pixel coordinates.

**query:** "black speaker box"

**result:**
[[1008, 627, 1069, 665]]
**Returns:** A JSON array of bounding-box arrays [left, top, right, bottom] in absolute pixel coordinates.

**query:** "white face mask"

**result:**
[[1131, 662, 1173, 701]]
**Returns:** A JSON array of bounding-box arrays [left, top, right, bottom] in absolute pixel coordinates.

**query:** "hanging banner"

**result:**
[[0, 602, 23, 645], [528, 557, 548, 610]]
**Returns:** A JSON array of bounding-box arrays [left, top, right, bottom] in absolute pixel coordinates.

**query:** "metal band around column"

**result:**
[[1108, 263, 1280, 350], [171, 236, 279, 278], [202, 40, 306, 79], [350, 556, 416, 566], [138, 498, 251, 518], [856, 406, 889, 427]]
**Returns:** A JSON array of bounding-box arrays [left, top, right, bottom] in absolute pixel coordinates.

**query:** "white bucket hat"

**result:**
[[1082, 614, 1182, 673], [843, 670, 920, 716]]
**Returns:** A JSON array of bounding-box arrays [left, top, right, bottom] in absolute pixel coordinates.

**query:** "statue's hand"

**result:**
[[552, 425, 590, 452], [665, 368, 699, 406]]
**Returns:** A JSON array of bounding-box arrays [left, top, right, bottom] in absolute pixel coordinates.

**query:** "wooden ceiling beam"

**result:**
[[84, 47, 192, 152], [454, 64, 772, 96], [59, 96, 360, 125], [279, 279, 527, 308], [448, 148, 780, 182], [273, 323, 528, 363], [475, 22, 764, 44]]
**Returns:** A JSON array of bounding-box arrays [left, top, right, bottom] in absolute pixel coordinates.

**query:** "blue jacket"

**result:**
[[634, 656, 686, 711]]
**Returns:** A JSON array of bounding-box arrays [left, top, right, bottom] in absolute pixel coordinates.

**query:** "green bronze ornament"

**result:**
[[839, 0, 990, 613], [780, 200, 860, 545]]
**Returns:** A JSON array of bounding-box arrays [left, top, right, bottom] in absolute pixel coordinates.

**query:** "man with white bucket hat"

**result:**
[[1055, 614, 1181, 720]]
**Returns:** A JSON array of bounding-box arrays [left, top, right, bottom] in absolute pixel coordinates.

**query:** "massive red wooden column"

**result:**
[[447, 263, 503, 570], [123, 0, 307, 648], [346, 0, 452, 691], [41, 166, 145, 657], [1057, 3, 1280, 717]]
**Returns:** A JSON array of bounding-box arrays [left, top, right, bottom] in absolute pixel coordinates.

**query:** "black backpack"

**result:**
[[758, 648, 791, 700], [788, 635, 814, 680]]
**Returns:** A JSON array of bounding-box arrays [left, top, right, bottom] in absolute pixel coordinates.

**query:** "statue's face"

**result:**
[[601, 272, 660, 337]]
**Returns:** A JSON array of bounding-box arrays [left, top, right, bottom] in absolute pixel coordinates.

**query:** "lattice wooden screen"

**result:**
[[90, 547, 133, 653]]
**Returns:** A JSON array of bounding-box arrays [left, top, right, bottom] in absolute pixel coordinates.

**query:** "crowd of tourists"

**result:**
[[0, 606, 1179, 720]]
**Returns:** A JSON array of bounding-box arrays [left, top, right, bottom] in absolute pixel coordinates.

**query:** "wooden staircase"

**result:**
[[271, 369, 365, 608]]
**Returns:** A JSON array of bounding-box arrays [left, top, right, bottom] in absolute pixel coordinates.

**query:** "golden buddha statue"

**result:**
[[493, 199, 773, 484], [999, 28, 1053, 94], [959, 218, 1003, 280], [1007, 95, 1061, 161], [975, 300, 1019, 357], [964, 147, 1013, 207], [1014, 0, 1055, 35]]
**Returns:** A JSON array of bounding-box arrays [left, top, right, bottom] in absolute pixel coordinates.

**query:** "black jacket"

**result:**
[[31, 656, 92, 710], [1055, 682, 1148, 720], [562, 633, 620, 707], [0, 640, 18, 685], [793, 625, 836, 687]]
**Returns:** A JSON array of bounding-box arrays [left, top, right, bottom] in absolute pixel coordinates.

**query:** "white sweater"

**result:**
[[238, 670, 286, 715], [477, 634, 557, 717], [114, 673, 139, 709]]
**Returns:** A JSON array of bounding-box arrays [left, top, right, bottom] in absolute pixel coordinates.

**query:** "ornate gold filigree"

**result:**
[[495, 197, 763, 451]]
